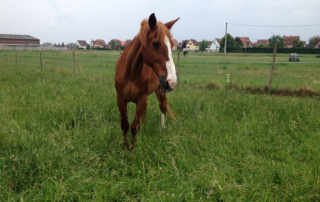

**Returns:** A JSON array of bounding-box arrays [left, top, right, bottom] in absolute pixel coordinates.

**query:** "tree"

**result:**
[[220, 33, 236, 50], [86, 45, 90, 49], [62, 42, 64, 46], [199, 40, 209, 51], [235, 37, 243, 46], [308, 35, 320, 47], [111, 40, 116, 50], [256, 43, 265, 48], [267, 34, 285, 48], [292, 39, 305, 48], [234, 37, 243, 51]]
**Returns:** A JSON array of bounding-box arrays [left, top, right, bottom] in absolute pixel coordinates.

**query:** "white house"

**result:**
[[75, 40, 88, 49], [210, 38, 220, 52]]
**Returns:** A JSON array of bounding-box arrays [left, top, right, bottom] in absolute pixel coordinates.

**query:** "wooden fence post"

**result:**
[[177, 50, 180, 82], [268, 43, 277, 93], [15, 53, 17, 68], [73, 51, 75, 74], [40, 52, 43, 71]]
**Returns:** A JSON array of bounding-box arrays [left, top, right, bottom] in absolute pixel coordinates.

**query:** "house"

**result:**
[[120, 41, 125, 46], [172, 39, 179, 51], [209, 38, 220, 52], [90, 39, 107, 48], [313, 38, 320, 48], [180, 40, 188, 48], [108, 39, 122, 49], [283, 35, 301, 48], [0, 34, 40, 49], [249, 42, 257, 47], [235, 37, 250, 47], [216, 38, 222, 44], [124, 39, 132, 46], [76, 40, 88, 49], [257, 39, 268, 47], [185, 39, 199, 51]]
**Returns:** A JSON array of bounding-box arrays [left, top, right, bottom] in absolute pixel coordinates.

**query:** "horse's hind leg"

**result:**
[[117, 94, 129, 150], [155, 87, 167, 128], [131, 95, 147, 150]]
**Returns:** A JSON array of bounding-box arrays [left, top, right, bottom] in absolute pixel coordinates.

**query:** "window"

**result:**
[[189, 43, 192, 45]]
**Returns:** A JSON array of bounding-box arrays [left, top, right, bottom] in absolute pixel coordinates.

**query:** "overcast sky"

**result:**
[[1, 0, 319, 44]]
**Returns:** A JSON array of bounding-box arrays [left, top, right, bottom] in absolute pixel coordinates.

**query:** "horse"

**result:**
[[115, 13, 179, 150], [183, 50, 188, 57]]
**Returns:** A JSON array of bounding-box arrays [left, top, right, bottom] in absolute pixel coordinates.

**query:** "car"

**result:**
[[289, 53, 299, 62]]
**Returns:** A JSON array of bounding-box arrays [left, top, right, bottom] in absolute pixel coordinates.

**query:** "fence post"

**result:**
[[177, 50, 180, 82], [15, 53, 17, 68], [268, 43, 277, 93], [40, 52, 43, 71], [73, 51, 75, 74]]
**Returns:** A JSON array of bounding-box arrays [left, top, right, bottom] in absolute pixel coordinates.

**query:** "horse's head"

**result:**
[[140, 13, 179, 93]]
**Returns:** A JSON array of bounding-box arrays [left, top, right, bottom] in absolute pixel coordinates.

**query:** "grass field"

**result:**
[[0, 50, 320, 201]]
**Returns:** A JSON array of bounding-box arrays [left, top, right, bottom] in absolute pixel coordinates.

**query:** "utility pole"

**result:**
[[224, 22, 227, 55]]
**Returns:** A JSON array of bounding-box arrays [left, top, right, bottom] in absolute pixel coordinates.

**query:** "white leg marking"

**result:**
[[161, 113, 165, 128], [164, 36, 177, 88]]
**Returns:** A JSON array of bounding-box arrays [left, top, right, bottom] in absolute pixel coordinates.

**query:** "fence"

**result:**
[[1, 49, 320, 93], [222, 48, 320, 54], [1, 45, 68, 51]]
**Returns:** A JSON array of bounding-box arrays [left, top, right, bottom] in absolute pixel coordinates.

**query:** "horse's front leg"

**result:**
[[131, 94, 147, 150], [155, 87, 168, 128], [117, 94, 129, 150]]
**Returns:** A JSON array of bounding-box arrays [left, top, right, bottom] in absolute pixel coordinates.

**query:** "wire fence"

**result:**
[[0, 50, 320, 91]]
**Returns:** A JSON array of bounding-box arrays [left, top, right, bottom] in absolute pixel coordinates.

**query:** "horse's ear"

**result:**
[[165, 17, 180, 30], [148, 13, 157, 30]]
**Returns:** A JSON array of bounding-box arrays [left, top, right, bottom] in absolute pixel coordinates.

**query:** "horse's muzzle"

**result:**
[[159, 75, 173, 93]]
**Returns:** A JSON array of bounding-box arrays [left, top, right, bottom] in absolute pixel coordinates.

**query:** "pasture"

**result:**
[[0, 50, 320, 201]]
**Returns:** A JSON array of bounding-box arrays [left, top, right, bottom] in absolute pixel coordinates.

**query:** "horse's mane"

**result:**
[[138, 19, 173, 48]]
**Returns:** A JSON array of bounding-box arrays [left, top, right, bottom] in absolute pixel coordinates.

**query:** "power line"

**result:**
[[228, 23, 320, 27]]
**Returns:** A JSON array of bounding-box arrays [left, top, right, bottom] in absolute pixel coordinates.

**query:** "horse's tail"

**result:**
[[167, 104, 177, 121]]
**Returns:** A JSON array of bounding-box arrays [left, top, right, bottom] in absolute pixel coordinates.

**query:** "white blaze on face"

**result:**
[[164, 35, 177, 89]]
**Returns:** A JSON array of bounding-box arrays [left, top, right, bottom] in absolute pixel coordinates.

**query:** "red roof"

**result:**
[[215, 38, 221, 44], [283, 36, 300, 45], [120, 41, 125, 46], [172, 39, 179, 46], [189, 39, 199, 46], [313, 38, 320, 47], [235, 37, 250, 46], [124, 39, 132, 46], [257, 39, 268, 46]]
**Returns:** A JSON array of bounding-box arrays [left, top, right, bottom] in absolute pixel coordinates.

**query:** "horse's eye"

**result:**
[[152, 42, 159, 49]]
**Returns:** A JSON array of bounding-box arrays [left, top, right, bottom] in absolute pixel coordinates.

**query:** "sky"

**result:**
[[1, 0, 320, 45]]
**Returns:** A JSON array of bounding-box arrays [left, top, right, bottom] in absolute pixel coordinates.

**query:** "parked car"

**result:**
[[289, 53, 299, 62]]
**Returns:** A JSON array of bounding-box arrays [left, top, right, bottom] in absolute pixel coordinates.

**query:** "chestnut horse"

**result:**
[[115, 13, 179, 150]]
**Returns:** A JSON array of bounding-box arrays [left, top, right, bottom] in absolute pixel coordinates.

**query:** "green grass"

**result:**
[[0, 50, 320, 201]]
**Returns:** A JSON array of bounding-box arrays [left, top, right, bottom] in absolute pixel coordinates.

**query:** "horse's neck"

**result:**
[[125, 37, 144, 78]]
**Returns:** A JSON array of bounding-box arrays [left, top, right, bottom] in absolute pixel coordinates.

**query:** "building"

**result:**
[[108, 39, 122, 49], [257, 39, 268, 47], [283, 36, 300, 48], [172, 39, 179, 51], [209, 38, 220, 52], [185, 39, 199, 51], [235, 37, 250, 47], [216, 38, 222, 44], [124, 39, 132, 46], [313, 38, 320, 48], [76, 40, 88, 49], [0, 34, 40, 48], [90, 39, 107, 48]]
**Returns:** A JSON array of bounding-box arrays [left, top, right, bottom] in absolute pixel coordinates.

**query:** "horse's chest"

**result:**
[[121, 82, 147, 102]]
